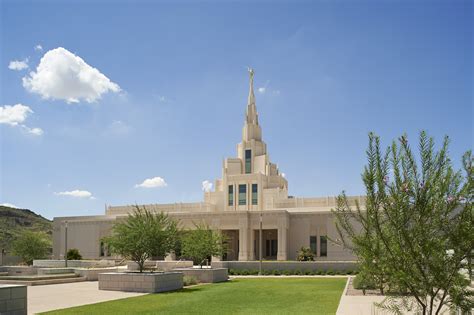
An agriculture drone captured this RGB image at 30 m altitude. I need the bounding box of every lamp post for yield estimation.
[64,220,68,267]
[259,212,263,275]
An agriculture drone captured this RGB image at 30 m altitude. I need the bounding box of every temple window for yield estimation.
[238,184,247,205]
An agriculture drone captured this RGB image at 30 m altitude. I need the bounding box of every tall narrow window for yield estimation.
[310,236,317,254]
[228,185,234,206]
[100,241,105,257]
[245,149,251,174]
[252,184,258,205]
[320,236,327,257]
[238,184,247,205]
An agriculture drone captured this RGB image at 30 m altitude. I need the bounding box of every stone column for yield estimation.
[238,228,249,261]
[277,227,288,261]
[249,228,255,260]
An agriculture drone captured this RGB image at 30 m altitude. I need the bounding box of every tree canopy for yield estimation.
[181,223,226,268]
[103,205,178,272]
[333,131,473,314]
[12,231,51,265]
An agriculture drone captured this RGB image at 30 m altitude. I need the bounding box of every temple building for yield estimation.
[52,70,364,262]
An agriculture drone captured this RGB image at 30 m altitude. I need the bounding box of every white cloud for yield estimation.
[1,203,18,208]
[8,58,29,71]
[23,47,121,103]
[34,44,43,51]
[202,180,213,192]
[103,120,131,136]
[135,177,167,189]
[0,104,43,136]
[257,87,266,94]
[55,190,95,199]
[281,173,286,178]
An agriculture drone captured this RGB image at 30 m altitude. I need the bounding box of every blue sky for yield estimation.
[1,1,472,219]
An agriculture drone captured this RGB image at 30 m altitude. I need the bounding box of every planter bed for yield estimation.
[174,268,228,283]
[98,272,183,293]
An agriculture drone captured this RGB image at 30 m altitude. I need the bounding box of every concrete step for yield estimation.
[0,276,87,286]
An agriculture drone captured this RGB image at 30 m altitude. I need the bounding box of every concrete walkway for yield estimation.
[28,281,146,314]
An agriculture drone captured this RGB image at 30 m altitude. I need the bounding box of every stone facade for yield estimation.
[174,268,228,283]
[0,284,27,315]
[98,272,183,293]
[52,69,363,262]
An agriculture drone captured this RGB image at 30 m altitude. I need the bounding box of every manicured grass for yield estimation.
[43,278,346,314]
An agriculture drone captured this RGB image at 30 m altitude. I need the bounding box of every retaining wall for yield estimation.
[74,267,118,281]
[33,260,115,268]
[0,284,27,315]
[174,268,228,283]
[212,261,357,272]
[98,272,183,293]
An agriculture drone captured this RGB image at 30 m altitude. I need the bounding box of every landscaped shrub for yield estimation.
[228,269,236,275]
[327,269,335,275]
[353,273,376,295]
[241,269,249,275]
[282,270,291,276]
[263,269,272,275]
[272,269,281,275]
[66,248,82,260]
[304,270,312,275]
[294,269,302,275]
[296,246,315,261]
[183,276,198,286]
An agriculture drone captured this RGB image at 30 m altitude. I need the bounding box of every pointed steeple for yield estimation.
[246,68,259,125]
[242,68,262,141]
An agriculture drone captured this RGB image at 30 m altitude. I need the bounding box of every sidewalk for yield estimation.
[28,281,145,314]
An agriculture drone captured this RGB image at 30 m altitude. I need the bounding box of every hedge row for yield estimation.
[228,268,357,276]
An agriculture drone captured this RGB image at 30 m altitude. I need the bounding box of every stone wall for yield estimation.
[74,267,118,281]
[174,268,228,283]
[37,268,75,275]
[98,272,183,293]
[33,260,115,268]
[6,267,36,276]
[0,284,27,315]
[212,261,357,272]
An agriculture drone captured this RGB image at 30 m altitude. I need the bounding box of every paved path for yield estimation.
[28,281,146,314]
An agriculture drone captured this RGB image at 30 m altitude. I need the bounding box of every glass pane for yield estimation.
[310,236,317,254]
[238,184,246,205]
[252,184,258,205]
[228,185,233,206]
[320,236,327,257]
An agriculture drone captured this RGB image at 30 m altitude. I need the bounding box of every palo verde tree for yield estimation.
[333,131,473,314]
[12,231,51,265]
[103,205,178,273]
[181,222,227,268]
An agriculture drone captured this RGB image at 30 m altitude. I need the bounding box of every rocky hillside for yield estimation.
[0,205,52,252]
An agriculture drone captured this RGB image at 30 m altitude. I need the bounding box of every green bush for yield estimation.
[304,270,312,275]
[272,269,281,275]
[66,248,82,260]
[263,269,272,275]
[282,270,291,276]
[241,269,249,275]
[296,246,315,261]
[327,269,335,275]
[353,273,376,295]
[183,276,198,286]
[228,269,236,275]
[294,269,302,275]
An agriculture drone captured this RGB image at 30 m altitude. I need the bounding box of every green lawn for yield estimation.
[43,278,346,315]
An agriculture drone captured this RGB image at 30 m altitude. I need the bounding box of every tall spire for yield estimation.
[242,68,262,141]
[246,67,258,125]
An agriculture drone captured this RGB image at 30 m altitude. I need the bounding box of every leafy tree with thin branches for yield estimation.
[181,223,227,268]
[12,231,51,265]
[103,205,178,273]
[333,131,473,314]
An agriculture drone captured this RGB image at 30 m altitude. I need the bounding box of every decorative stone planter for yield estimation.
[127,260,193,271]
[174,268,228,283]
[98,272,183,293]
[0,284,27,315]
[74,267,118,281]
[33,260,115,268]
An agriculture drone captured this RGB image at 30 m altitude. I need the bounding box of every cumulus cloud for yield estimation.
[0,104,43,136]
[103,120,131,136]
[0,203,18,208]
[34,44,43,51]
[8,59,29,71]
[202,180,213,192]
[55,190,95,199]
[23,47,121,103]
[257,87,266,94]
[281,173,286,178]
[135,177,167,189]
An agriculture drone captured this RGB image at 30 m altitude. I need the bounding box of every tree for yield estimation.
[102,205,178,273]
[12,231,51,265]
[296,246,315,261]
[66,248,82,260]
[333,131,473,314]
[181,223,226,268]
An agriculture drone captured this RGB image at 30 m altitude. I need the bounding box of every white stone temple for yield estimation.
[53,69,364,261]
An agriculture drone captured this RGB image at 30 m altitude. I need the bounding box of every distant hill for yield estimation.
[0,206,52,252]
